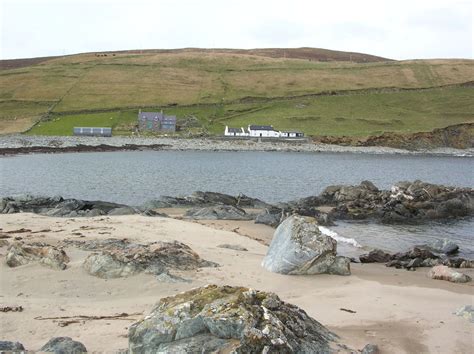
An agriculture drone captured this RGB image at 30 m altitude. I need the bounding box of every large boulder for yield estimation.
[428,265,471,283]
[40,336,87,353]
[262,215,350,276]
[185,205,253,220]
[128,285,341,353]
[5,242,69,270]
[81,238,218,278]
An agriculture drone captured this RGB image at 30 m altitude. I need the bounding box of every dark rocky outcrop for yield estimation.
[128,284,344,353]
[428,265,471,283]
[76,238,218,278]
[142,191,270,209]
[359,249,392,263]
[185,205,253,220]
[262,215,350,276]
[0,195,139,217]
[40,336,87,353]
[319,180,473,223]
[359,245,474,270]
[5,242,69,270]
[277,196,335,226]
[0,341,25,351]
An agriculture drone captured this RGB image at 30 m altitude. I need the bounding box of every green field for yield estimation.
[1,48,473,136]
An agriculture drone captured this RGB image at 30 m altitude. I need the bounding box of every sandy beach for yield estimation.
[0,213,472,353]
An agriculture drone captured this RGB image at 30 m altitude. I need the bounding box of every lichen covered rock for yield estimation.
[5,242,69,270]
[129,285,339,353]
[262,215,350,275]
[80,238,217,278]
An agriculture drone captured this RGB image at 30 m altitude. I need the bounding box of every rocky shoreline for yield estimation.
[1,135,473,156]
[1,180,473,352]
[2,180,473,224]
[1,207,473,352]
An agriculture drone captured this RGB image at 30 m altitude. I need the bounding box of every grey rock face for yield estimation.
[5,242,69,270]
[80,238,218,278]
[185,205,253,220]
[0,341,25,351]
[128,285,339,354]
[428,265,471,283]
[453,305,474,323]
[40,337,87,353]
[262,215,350,275]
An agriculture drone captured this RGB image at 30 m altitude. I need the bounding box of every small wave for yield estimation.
[318,226,362,248]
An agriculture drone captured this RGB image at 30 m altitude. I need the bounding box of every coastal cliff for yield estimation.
[313,123,474,150]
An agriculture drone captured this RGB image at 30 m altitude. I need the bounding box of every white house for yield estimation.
[248,125,280,138]
[224,124,305,138]
[224,126,248,137]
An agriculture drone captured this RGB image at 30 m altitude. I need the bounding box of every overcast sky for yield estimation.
[0,0,472,60]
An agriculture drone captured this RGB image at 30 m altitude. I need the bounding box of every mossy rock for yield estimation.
[129,285,344,353]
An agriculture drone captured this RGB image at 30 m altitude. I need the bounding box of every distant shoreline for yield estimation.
[0,135,472,157]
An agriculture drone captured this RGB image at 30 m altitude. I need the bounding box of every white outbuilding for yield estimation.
[224,126,248,136]
[280,131,304,138]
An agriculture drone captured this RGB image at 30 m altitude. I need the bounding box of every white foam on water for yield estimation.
[318,226,362,248]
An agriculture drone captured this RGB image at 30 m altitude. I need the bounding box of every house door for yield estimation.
[260,133,262,137]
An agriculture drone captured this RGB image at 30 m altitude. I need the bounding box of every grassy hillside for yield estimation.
[0,48,473,136]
